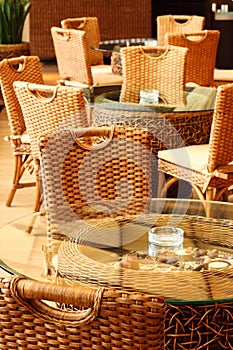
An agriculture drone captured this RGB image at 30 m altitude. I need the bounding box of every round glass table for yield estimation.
[90,85,217,151]
[1,198,233,348]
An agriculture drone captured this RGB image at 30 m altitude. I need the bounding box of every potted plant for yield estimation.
[0,0,31,60]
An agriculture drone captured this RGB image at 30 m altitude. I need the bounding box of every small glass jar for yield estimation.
[148,226,184,257]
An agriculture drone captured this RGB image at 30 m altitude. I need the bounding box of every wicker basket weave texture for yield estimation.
[158,83,233,198]
[57,211,233,300]
[157,14,205,46]
[119,45,188,105]
[0,56,44,208]
[51,27,123,89]
[0,276,165,349]
[165,30,220,87]
[30,0,152,59]
[61,17,103,66]
[0,56,44,137]
[13,82,89,160]
[51,27,94,86]
[92,103,214,152]
[39,126,154,247]
[0,42,30,61]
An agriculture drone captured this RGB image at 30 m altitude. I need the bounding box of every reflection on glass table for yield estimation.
[1,199,233,303]
[89,86,217,158]
[1,199,233,348]
[92,38,157,54]
[92,85,217,112]
[91,38,157,74]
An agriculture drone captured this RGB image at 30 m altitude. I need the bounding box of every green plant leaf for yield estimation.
[0,0,31,44]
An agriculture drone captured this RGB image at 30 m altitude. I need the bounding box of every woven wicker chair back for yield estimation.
[0,276,165,349]
[157,14,205,46]
[165,30,220,86]
[119,45,188,105]
[39,126,153,244]
[13,82,89,160]
[51,27,94,86]
[61,17,103,66]
[158,83,233,201]
[207,83,233,172]
[0,56,44,136]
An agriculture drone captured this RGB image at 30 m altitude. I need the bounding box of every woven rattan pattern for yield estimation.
[165,301,233,349]
[29,0,152,59]
[0,42,30,60]
[119,45,188,106]
[0,56,44,141]
[57,207,233,345]
[0,276,165,349]
[57,212,233,301]
[92,104,213,154]
[13,82,89,160]
[39,126,153,259]
[51,27,94,86]
[157,15,205,46]
[13,82,88,215]
[165,30,220,87]
[0,56,44,208]
[61,17,103,66]
[158,83,233,198]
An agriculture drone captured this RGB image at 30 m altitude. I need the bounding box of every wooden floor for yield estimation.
[1,63,233,227]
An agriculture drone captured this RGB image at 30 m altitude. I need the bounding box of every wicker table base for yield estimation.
[165,302,233,349]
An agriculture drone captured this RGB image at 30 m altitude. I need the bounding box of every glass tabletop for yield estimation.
[1,199,233,304]
[91,38,158,53]
[89,85,217,113]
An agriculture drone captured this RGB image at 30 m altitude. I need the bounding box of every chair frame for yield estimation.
[61,16,103,66]
[158,83,233,202]
[165,30,220,87]
[39,125,154,272]
[13,82,89,232]
[51,27,122,102]
[119,45,188,106]
[0,56,44,210]
[156,14,205,46]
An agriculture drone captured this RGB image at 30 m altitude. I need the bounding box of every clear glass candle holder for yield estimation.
[148,226,184,257]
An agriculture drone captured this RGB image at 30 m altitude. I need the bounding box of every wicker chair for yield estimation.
[51,27,123,101]
[156,14,205,46]
[158,83,233,202]
[61,17,103,66]
[165,30,220,87]
[0,275,165,349]
[39,125,154,272]
[13,82,89,221]
[0,56,44,210]
[119,45,188,106]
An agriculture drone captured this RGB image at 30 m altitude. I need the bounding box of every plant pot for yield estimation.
[0,42,30,107]
[0,42,30,61]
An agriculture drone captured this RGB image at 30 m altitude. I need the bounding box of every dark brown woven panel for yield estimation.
[165,302,233,349]
[30,0,152,59]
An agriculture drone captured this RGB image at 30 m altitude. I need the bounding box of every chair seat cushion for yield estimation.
[91,65,123,86]
[158,144,209,172]
[21,133,30,144]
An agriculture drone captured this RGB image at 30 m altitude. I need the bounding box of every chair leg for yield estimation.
[159,175,179,198]
[6,154,36,207]
[25,178,43,234]
[206,188,214,201]
[33,179,42,212]
[157,171,167,197]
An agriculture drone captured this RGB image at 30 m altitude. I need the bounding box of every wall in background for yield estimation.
[29,0,152,60]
